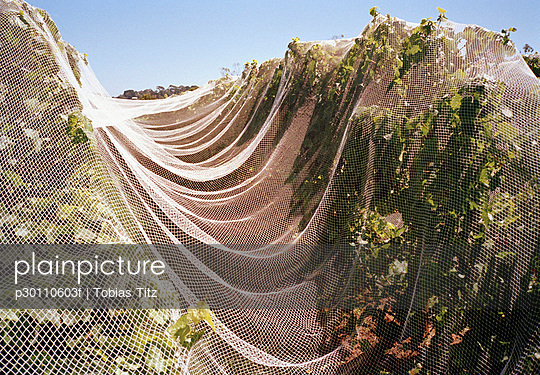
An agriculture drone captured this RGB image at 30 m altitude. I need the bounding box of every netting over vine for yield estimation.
[0,1,539,374]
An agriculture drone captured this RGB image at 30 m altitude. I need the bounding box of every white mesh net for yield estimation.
[1,1,540,374]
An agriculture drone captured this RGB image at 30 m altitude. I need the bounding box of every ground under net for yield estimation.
[0,1,539,374]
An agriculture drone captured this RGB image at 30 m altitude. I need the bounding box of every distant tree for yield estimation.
[523,53,540,77]
[220,67,231,77]
[221,63,243,78]
[116,84,198,99]
[231,62,242,76]
[521,44,540,78]
[122,89,137,99]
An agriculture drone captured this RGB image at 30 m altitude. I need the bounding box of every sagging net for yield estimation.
[0,1,539,374]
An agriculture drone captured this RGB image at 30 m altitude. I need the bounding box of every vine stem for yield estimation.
[399,228,427,342]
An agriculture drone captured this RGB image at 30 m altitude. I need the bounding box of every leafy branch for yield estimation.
[501,27,517,45]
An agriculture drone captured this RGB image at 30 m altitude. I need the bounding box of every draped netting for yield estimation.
[1,1,540,374]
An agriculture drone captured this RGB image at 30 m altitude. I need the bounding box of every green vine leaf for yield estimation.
[17,11,29,27]
[187,301,216,332]
[496,121,519,141]
[168,315,191,341]
[436,7,447,22]
[450,94,462,110]
[495,251,516,259]
[1,170,26,187]
[501,27,517,45]
[66,111,92,144]
[167,301,216,349]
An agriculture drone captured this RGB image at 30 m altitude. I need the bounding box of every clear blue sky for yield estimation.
[27,0,539,96]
